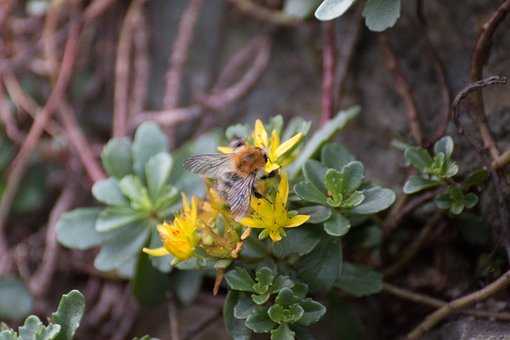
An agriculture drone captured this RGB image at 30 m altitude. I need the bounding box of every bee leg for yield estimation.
[260,169,278,180]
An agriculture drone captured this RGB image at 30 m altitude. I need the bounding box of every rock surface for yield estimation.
[425,319,510,340]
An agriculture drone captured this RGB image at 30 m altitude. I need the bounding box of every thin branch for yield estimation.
[320,21,336,125]
[469,0,510,160]
[57,101,106,182]
[383,283,510,321]
[129,2,149,119]
[226,0,303,26]
[0,81,24,143]
[407,270,510,339]
[132,105,201,128]
[29,182,76,296]
[168,295,180,340]
[84,0,117,23]
[164,0,203,109]
[379,34,423,145]
[0,21,81,274]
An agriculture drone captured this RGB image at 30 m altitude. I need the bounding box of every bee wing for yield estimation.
[227,173,256,218]
[184,153,232,178]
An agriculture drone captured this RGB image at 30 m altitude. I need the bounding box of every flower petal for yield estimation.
[239,217,265,228]
[285,214,310,228]
[217,146,233,153]
[251,197,274,221]
[253,119,268,148]
[264,161,280,174]
[143,247,169,257]
[275,132,303,159]
[270,130,280,160]
[275,173,289,211]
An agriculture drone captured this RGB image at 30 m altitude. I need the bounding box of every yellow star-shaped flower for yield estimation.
[143,194,199,262]
[239,173,310,241]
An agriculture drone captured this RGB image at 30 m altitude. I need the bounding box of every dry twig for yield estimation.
[320,21,336,125]
[226,0,303,26]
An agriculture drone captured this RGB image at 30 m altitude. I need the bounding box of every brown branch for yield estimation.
[113,0,145,137]
[0,81,24,143]
[57,101,106,182]
[384,212,442,277]
[199,36,271,111]
[320,21,336,125]
[0,21,81,274]
[226,0,303,26]
[84,0,117,23]
[407,270,510,339]
[383,283,510,321]
[87,283,120,325]
[416,0,452,146]
[133,106,201,128]
[469,0,510,160]
[492,149,510,169]
[164,0,203,109]
[29,182,76,297]
[379,34,423,145]
[168,295,180,340]
[129,2,149,119]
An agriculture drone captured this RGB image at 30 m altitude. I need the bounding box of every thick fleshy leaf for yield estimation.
[145,152,173,200]
[351,187,395,214]
[434,136,454,158]
[118,175,152,211]
[268,303,304,324]
[303,160,328,193]
[282,117,311,141]
[294,182,328,205]
[94,223,149,272]
[234,294,257,319]
[0,278,32,320]
[297,299,327,326]
[101,138,133,179]
[298,239,342,292]
[245,307,275,333]
[298,205,332,224]
[284,0,322,18]
[51,290,85,340]
[132,122,168,179]
[56,208,105,250]
[335,262,382,297]
[321,143,355,171]
[271,324,295,340]
[95,206,143,232]
[362,0,401,32]
[148,226,173,273]
[174,270,203,305]
[272,227,322,258]
[464,193,479,209]
[92,178,127,206]
[224,291,252,340]
[404,147,433,171]
[341,161,364,193]
[19,315,44,339]
[225,267,256,292]
[323,212,350,237]
[324,169,344,197]
[434,193,451,210]
[288,106,359,179]
[403,175,439,194]
[133,250,170,306]
[315,0,357,21]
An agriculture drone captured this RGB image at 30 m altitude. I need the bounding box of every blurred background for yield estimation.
[1,0,510,339]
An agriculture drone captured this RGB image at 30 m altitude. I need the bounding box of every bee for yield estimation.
[184,140,268,217]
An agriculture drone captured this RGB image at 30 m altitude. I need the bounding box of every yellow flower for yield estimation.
[199,188,225,224]
[217,119,303,173]
[239,173,309,241]
[143,194,199,262]
[253,119,303,173]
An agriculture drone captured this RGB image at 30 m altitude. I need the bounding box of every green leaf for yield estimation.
[434,193,451,210]
[251,293,270,305]
[245,307,275,333]
[284,0,321,19]
[288,106,359,179]
[272,227,322,258]
[0,278,32,320]
[51,290,85,340]
[362,0,401,32]
[224,292,252,340]
[118,175,152,211]
[450,201,464,215]
[133,250,169,306]
[271,324,295,340]
[298,239,342,292]
[174,270,202,305]
[315,0,357,21]
[94,223,149,272]
[92,178,128,206]
[0,330,18,340]
[298,206,331,224]
[434,136,454,158]
[303,160,328,193]
[282,117,311,141]
[101,138,133,179]
[274,288,299,306]
[225,267,256,292]
[335,262,382,297]
[444,161,459,178]
[255,267,275,287]
[56,208,105,250]
[343,191,364,208]
[132,122,168,180]
[268,303,304,324]
[324,169,344,198]
[297,299,326,326]
[404,147,433,171]
[341,161,364,193]
[148,227,172,273]
[95,206,143,232]
[19,315,43,340]
[323,212,351,237]
[38,324,61,340]
[321,143,355,171]
[145,153,173,201]
[294,182,328,205]
[464,193,479,209]
[351,186,395,214]
[403,175,439,194]
[463,169,489,190]
[234,294,256,319]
